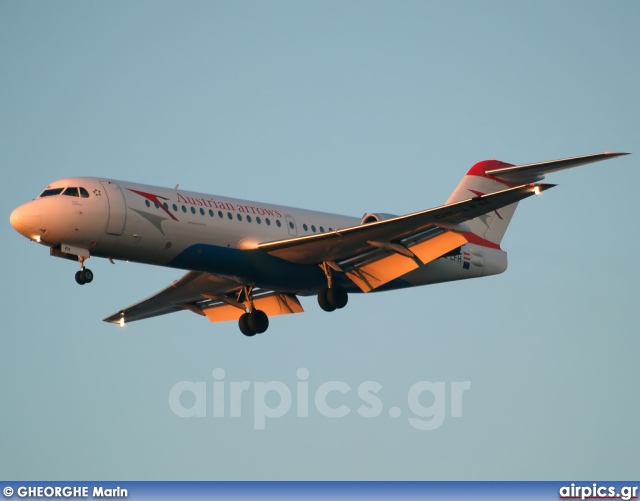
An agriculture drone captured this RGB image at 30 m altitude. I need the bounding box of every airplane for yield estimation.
[9,152,628,336]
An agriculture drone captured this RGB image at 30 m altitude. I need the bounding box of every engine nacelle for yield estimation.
[360,212,397,225]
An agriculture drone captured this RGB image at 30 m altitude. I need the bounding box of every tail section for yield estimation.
[446,160,519,248]
[446,152,628,248]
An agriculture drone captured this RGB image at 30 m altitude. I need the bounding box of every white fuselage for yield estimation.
[10,177,507,295]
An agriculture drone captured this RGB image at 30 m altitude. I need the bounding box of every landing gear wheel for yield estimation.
[235,286,270,336]
[318,286,348,311]
[318,287,336,312]
[82,269,94,283]
[239,313,255,336]
[74,268,94,285]
[248,309,269,334]
[327,285,348,309]
[75,270,86,285]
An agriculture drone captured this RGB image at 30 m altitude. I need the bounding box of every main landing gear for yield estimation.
[237,286,269,337]
[74,256,94,285]
[317,285,348,311]
[239,310,269,336]
[317,262,348,312]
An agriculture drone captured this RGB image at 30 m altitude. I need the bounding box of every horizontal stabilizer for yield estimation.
[486,152,628,184]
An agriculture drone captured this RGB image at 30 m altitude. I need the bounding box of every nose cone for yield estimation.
[10,203,42,238]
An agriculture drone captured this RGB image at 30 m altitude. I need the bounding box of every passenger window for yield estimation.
[256,217,262,224]
[173,204,178,212]
[209,209,214,217]
[218,211,223,218]
[182,206,187,213]
[311,225,316,233]
[163,203,169,210]
[237,214,242,221]
[247,215,252,223]
[191,207,196,214]
[154,202,159,209]
[227,212,232,220]
[145,200,151,207]
[276,220,282,227]
[303,224,308,231]
[39,188,64,197]
[79,188,90,198]
[265,218,271,226]
[319,226,324,232]
[200,208,205,216]
[63,187,79,197]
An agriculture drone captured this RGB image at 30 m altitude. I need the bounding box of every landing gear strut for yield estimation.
[74,256,94,285]
[237,286,269,336]
[317,262,348,312]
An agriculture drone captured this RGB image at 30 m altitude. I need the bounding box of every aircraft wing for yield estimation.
[258,183,554,292]
[485,152,629,183]
[103,271,304,325]
[259,183,553,265]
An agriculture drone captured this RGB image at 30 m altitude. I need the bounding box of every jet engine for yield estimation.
[360,213,397,225]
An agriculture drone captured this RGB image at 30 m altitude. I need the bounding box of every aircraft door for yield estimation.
[284,214,297,236]
[100,181,127,235]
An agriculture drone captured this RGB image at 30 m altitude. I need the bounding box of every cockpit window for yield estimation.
[39,186,90,198]
[39,188,64,197]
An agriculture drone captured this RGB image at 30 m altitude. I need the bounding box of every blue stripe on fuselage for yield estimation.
[167,243,413,295]
[167,243,327,293]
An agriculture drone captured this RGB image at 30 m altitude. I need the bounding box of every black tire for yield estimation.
[248,310,269,334]
[75,270,86,285]
[239,313,255,336]
[82,269,94,283]
[327,285,348,309]
[318,287,336,312]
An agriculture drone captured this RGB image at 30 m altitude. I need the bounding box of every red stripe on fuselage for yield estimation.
[463,232,502,250]
[127,188,179,221]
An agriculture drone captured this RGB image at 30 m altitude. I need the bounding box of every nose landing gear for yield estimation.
[74,256,94,285]
[75,269,94,285]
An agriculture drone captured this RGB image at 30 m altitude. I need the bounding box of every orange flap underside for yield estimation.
[346,231,467,293]
[203,293,304,323]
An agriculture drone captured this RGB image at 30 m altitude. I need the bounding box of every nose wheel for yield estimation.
[75,256,94,285]
[75,268,94,285]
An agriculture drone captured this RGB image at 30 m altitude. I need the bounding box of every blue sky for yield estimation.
[1,1,638,480]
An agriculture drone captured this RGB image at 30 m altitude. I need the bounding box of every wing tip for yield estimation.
[102,311,125,324]
[603,151,630,157]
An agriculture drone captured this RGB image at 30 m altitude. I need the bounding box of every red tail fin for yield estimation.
[446,160,519,248]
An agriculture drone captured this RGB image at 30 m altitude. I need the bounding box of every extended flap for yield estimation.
[345,252,419,293]
[409,231,467,264]
[203,293,304,323]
